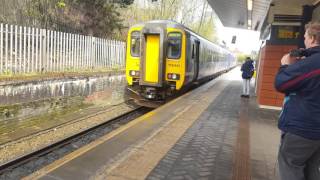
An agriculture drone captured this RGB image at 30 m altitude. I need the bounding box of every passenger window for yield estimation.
[131,31,140,57]
[167,32,182,59]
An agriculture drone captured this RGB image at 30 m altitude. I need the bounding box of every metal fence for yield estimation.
[0,23,126,75]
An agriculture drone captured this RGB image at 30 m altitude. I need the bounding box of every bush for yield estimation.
[237,53,250,63]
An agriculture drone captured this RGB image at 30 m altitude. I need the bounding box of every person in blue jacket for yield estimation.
[275,21,320,180]
[241,57,254,98]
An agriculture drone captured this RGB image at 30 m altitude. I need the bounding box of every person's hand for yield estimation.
[281,53,299,65]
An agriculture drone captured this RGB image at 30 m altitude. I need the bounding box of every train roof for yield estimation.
[130,20,185,29]
[130,20,234,55]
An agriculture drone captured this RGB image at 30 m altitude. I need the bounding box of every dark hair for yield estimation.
[305,21,320,44]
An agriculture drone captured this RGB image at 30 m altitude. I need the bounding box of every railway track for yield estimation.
[0,105,151,179]
[0,68,232,179]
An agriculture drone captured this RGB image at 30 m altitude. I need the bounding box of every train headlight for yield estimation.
[167,73,180,80]
[172,74,177,79]
[130,70,140,77]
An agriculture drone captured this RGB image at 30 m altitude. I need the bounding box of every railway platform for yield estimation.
[25,67,281,180]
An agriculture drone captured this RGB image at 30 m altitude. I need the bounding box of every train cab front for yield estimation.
[126,25,142,98]
[126,21,186,107]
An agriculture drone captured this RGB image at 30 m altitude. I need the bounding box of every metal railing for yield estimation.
[0,23,126,75]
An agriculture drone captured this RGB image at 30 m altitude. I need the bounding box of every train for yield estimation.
[125,20,236,107]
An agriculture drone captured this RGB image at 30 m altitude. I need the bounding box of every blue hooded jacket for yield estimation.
[275,46,320,140]
[241,59,254,79]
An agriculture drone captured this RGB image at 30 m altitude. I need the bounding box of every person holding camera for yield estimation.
[240,57,254,98]
[275,21,320,180]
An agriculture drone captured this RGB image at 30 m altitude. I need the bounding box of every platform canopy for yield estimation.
[207,0,318,31]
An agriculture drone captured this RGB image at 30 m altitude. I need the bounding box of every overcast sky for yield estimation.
[215,18,261,54]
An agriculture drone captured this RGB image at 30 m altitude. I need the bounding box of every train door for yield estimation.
[144,35,160,83]
[192,40,200,82]
[139,26,166,88]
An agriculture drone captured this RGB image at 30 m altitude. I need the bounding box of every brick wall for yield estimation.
[256,44,297,107]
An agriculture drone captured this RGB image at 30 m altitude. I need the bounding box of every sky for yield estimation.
[217,25,262,54]
[211,8,262,54]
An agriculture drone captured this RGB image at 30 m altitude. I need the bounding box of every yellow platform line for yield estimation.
[95,104,192,179]
[100,81,230,179]
[23,85,195,180]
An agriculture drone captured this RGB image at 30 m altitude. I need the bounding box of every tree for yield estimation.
[0,0,30,25]
[0,0,134,38]
[0,0,219,41]
[119,0,219,42]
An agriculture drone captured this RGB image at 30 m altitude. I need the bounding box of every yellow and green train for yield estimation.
[126,20,236,106]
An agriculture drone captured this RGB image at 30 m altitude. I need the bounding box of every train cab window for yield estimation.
[167,32,182,59]
[131,31,140,57]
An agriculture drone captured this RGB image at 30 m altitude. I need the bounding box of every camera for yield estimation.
[289,49,307,57]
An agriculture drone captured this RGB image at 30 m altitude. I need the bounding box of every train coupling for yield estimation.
[144,87,157,99]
